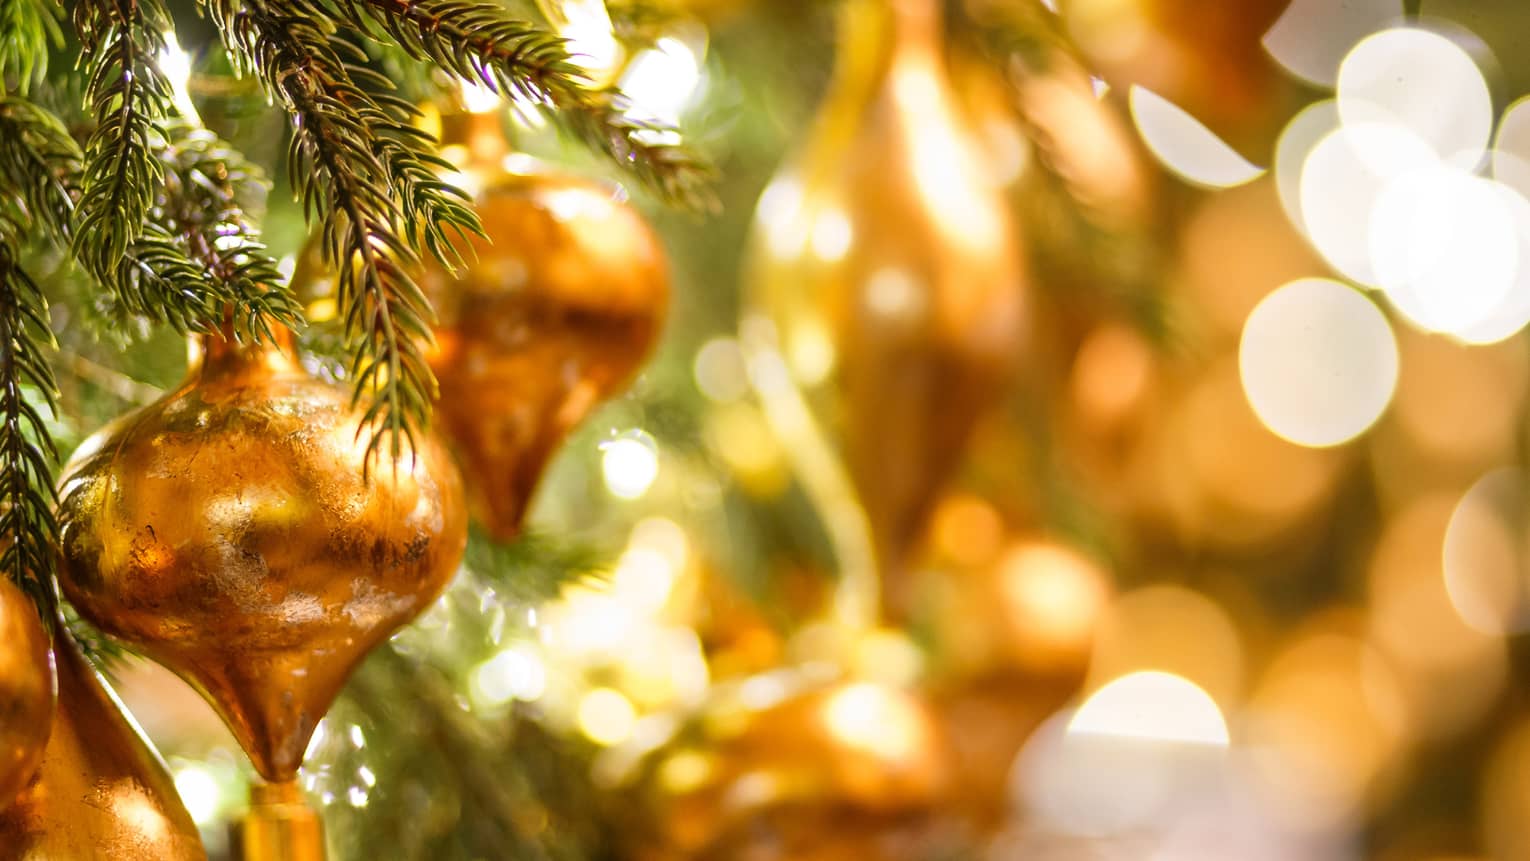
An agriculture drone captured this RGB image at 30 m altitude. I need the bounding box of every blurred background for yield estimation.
[45,0,1530,858]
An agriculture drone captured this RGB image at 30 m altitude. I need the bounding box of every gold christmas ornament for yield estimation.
[295,113,670,540]
[640,679,951,856]
[55,327,468,786]
[419,166,669,539]
[926,540,1107,827]
[744,0,1028,621]
[0,626,204,859]
[0,579,52,810]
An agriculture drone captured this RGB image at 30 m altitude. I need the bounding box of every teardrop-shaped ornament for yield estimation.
[55,327,468,789]
[744,0,1029,620]
[294,114,670,540]
[420,158,670,539]
[0,625,205,860]
[0,579,52,811]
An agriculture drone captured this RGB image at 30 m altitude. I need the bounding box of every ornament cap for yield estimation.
[188,325,302,381]
[235,780,326,861]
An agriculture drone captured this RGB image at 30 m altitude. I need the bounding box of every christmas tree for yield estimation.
[3,0,1530,859]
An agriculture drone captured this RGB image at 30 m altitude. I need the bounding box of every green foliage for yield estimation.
[319,0,715,209]
[137,124,304,342]
[207,0,476,468]
[0,256,57,607]
[0,99,69,604]
[0,0,715,474]
[0,0,63,95]
[72,0,179,287]
[464,527,612,604]
[0,98,78,240]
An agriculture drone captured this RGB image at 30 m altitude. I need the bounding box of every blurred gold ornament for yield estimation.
[923,539,1105,826]
[0,579,52,810]
[296,112,670,540]
[744,0,1028,622]
[641,678,951,856]
[420,166,669,539]
[55,327,468,785]
[0,626,204,859]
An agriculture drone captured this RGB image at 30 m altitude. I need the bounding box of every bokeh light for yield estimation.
[1444,469,1530,636]
[171,764,222,826]
[1014,673,1228,839]
[1337,28,1492,168]
[602,432,661,499]
[1263,0,1403,87]
[1300,123,1435,285]
[1275,100,1340,235]
[1368,165,1518,334]
[1069,672,1229,747]
[994,542,1109,670]
[1493,96,1530,199]
[1369,496,1507,741]
[1070,323,1154,428]
[1128,86,1265,189]
[822,683,928,762]
[1087,586,1245,709]
[554,0,622,82]
[620,35,704,126]
[471,646,548,709]
[692,337,750,403]
[1245,627,1407,830]
[578,687,639,746]
[1239,278,1398,448]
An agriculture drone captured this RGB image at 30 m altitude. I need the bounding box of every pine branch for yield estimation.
[141,124,304,342]
[0,241,59,607]
[208,0,473,467]
[463,527,610,604]
[0,98,78,240]
[0,0,63,95]
[0,98,302,340]
[71,0,177,285]
[312,0,715,208]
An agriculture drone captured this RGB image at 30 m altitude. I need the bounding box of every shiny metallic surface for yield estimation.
[55,329,468,783]
[745,0,1029,619]
[0,626,205,860]
[420,172,669,539]
[0,579,52,810]
[235,780,326,861]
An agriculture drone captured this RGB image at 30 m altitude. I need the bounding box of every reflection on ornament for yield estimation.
[0,579,51,810]
[0,627,204,859]
[56,328,467,787]
[744,0,1028,622]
